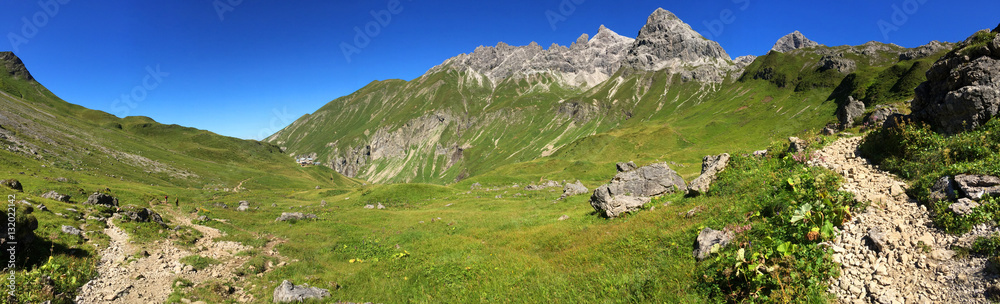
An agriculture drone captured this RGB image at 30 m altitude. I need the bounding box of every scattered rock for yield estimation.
[684,207,702,218]
[275,212,317,222]
[273,280,330,303]
[838,96,866,127]
[949,198,980,216]
[60,225,81,236]
[953,174,1000,201]
[525,180,560,191]
[822,125,838,135]
[0,179,22,192]
[319,200,327,207]
[470,182,482,190]
[55,177,69,183]
[41,191,70,202]
[196,215,209,222]
[787,137,808,154]
[616,161,637,173]
[376,203,385,210]
[693,228,733,261]
[84,193,118,207]
[559,180,589,199]
[236,201,250,212]
[364,204,375,209]
[752,150,768,157]
[36,204,47,211]
[911,29,1000,134]
[687,153,730,196]
[558,215,570,221]
[590,162,686,218]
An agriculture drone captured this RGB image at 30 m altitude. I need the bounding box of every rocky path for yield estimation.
[75,207,254,303]
[811,137,993,303]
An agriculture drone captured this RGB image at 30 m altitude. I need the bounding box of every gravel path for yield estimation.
[74,208,254,303]
[811,137,995,303]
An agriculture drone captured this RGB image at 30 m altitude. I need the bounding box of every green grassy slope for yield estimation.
[269,43,948,186]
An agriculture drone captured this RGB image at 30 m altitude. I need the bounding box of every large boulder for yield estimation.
[84,193,118,207]
[787,137,808,154]
[929,176,958,203]
[41,191,70,203]
[911,29,1000,134]
[687,153,731,196]
[0,179,22,192]
[866,105,900,127]
[559,180,589,199]
[953,174,1000,201]
[273,280,330,303]
[590,163,686,218]
[838,96,866,127]
[693,228,733,261]
[120,207,165,225]
[276,212,317,222]
[950,198,980,216]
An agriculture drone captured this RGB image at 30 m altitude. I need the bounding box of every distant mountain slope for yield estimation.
[268,8,954,185]
[0,51,357,190]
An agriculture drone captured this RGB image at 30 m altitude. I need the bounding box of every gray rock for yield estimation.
[881,113,913,130]
[899,40,951,60]
[866,105,899,127]
[0,179,22,192]
[273,280,330,303]
[559,180,589,199]
[616,161,637,173]
[121,208,165,225]
[236,200,250,212]
[41,191,70,203]
[867,227,887,253]
[428,24,634,89]
[950,198,980,215]
[60,225,81,236]
[84,193,118,207]
[590,162,686,218]
[624,8,731,82]
[929,176,958,203]
[687,153,730,196]
[470,182,482,190]
[772,30,819,53]
[275,212,317,222]
[558,215,570,221]
[838,96,866,127]
[363,204,375,209]
[752,150,768,157]
[912,30,1000,134]
[953,174,1000,201]
[817,54,856,74]
[377,203,385,210]
[693,228,733,261]
[787,137,808,154]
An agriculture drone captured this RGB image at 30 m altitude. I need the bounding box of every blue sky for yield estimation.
[2,0,997,140]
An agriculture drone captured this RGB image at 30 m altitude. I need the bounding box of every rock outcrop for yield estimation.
[590,162,686,218]
[687,153,731,196]
[272,280,331,303]
[616,161,637,173]
[953,174,1000,201]
[84,193,118,207]
[911,28,1000,134]
[41,191,70,203]
[771,31,819,53]
[839,96,866,127]
[624,8,732,82]
[787,137,808,154]
[899,40,952,60]
[817,54,857,74]
[0,52,34,81]
[693,228,733,261]
[866,105,900,127]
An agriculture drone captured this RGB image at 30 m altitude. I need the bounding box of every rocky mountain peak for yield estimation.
[623,8,731,79]
[0,52,34,82]
[772,31,819,53]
